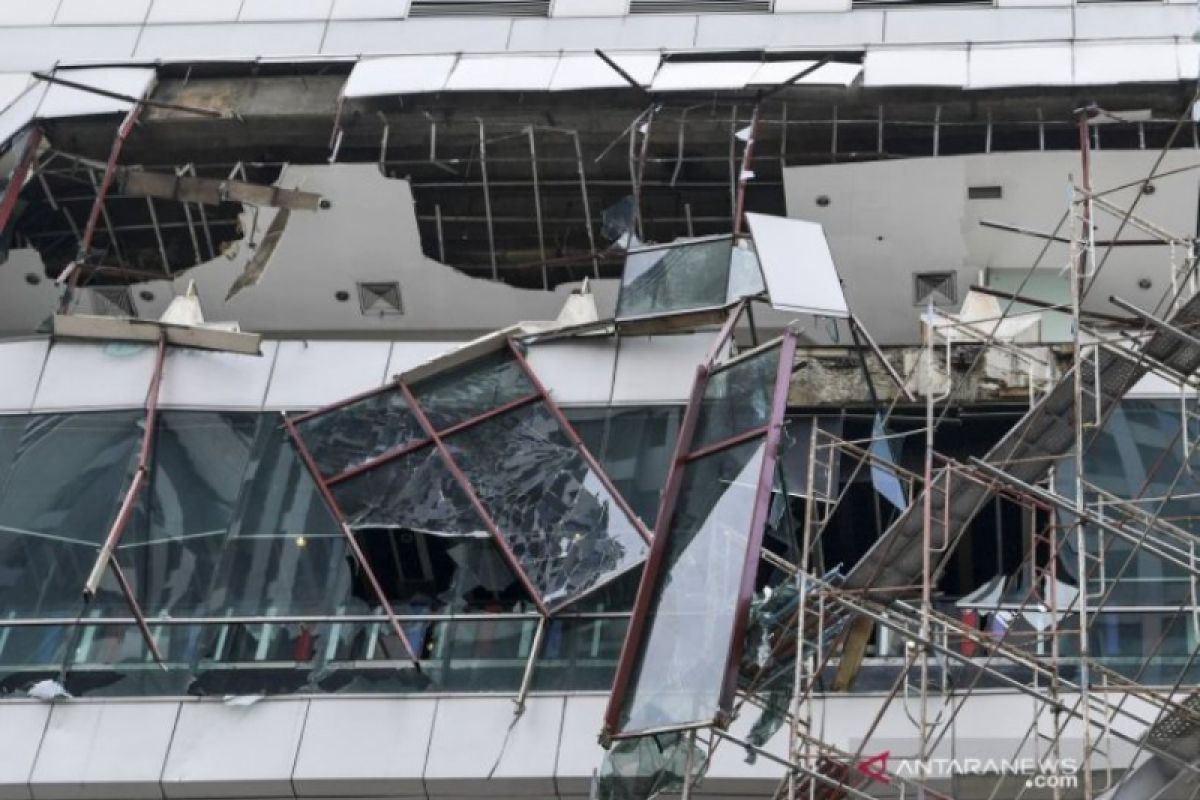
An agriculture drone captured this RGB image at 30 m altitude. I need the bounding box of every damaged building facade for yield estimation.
[2,1,1200,798]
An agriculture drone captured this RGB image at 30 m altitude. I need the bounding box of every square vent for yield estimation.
[90,286,136,317]
[357,282,404,316]
[913,271,957,306]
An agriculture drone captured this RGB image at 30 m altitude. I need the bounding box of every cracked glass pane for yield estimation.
[596,731,708,800]
[410,349,534,431]
[444,402,648,609]
[617,439,766,735]
[692,343,782,451]
[294,387,426,478]
[331,446,488,537]
[616,238,734,319]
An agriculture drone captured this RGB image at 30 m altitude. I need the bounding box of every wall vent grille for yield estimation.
[913,271,957,306]
[408,0,551,16]
[967,185,1003,200]
[358,281,405,315]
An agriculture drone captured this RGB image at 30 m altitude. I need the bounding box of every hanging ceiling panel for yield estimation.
[0,82,43,147]
[444,55,560,91]
[650,60,761,91]
[549,52,660,91]
[748,59,861,87]
[342,54,458,96]
[746,212,849,318]
[863,47,967,87]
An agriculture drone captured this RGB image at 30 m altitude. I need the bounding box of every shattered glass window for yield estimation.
[692,344,782,450]
[410,349,535,431]
[445,402,648,610]
[618,441,766,734]
[294,388,426,477]
[616,238,734,319]
[331,445,488,537]
[0,412,141,618]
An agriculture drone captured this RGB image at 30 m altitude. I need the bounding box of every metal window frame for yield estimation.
[603,304,797,740]
[287,335,653,622]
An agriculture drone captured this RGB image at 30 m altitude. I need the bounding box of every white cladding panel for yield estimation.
[1074,41,1180,85]
[330,0,412,19]
[238,0,335,21]
[0,26,141,72]
[444,55,560,92]
[0,703,49,800]
[385,341,459,378]
[0,340,48,414]
[0,73,30,112]
[508,16,696,52]
[36,68,155,119]
[0,0,59,26]
[321,18,512,56]
[29,702,179,800]
[342,54,457,96]
[158,341,279,410]
[968,43,1072,88]
[650,60,760,91]
[145,0,243,23]
[134,22,326,60]
[864,47,967,86]
[525,338,619,406]
[33,341,157,411]
[263,340,392,410]
[611,333,718,405]
[549,52,659,90]
[54,0,152,25]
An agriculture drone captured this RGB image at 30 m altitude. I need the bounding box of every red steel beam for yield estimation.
[0,127,42,236]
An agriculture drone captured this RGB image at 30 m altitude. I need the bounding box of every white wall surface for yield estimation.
[0,690,1154,800]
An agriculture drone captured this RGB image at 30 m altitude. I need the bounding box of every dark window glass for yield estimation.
[692,344,782,451]
[294,388,426,478]
[616,238,733,319]
[409,350,534,431]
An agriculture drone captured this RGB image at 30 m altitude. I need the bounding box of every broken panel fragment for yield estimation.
[605,333,796,739]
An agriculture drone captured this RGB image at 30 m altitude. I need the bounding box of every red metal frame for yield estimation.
[283,415,420,665]
[0,127,42,236]
[602,305,748,739]
[81,334,167,665]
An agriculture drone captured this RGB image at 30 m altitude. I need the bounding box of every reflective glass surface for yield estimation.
[692,344,781,451]
[616,238,734,319]
[0,413,141,618]
[409,350,534,431]
[565,405,683,527]
[726,240,766,303]
[331,446,487,537]
[294,388,426,478]
[445,402,648,609]
[619,441,766,734]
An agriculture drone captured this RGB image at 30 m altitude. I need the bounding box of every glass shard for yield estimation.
[726,240,766,304]
[294,387,426,477]
[616,238,734,319]
[331,446,489,538]
[410,349,534,431]
[618,440,766,734]
[444,402,648,609]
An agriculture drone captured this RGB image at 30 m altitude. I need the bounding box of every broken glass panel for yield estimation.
[409,349,534,431]
[595,731,708,800]
[119,412,258,617]
[331,446,488,537]
[0,412,141,618]
[616,238,734,319]
[692,344,782,451]
[444,402,648,610]
[294,387,426,477]
[726,240,766,303]
[617,440,766,735]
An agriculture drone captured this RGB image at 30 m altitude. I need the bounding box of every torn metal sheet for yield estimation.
[604,329,797,740]
[123,170,323,211]
[226,207,289,300]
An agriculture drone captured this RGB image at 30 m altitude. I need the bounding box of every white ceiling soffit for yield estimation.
[968,44,1072,89]
[549,52,659,91]
[342,54,458,97]
[1074,41,1179,86]
[445,55,560,92]
[863,48,967,88]
[745,212,849,319]
[748,60,861,87]
[650,60,761,91]
[36,68,157,119]
[0,73,31,114]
